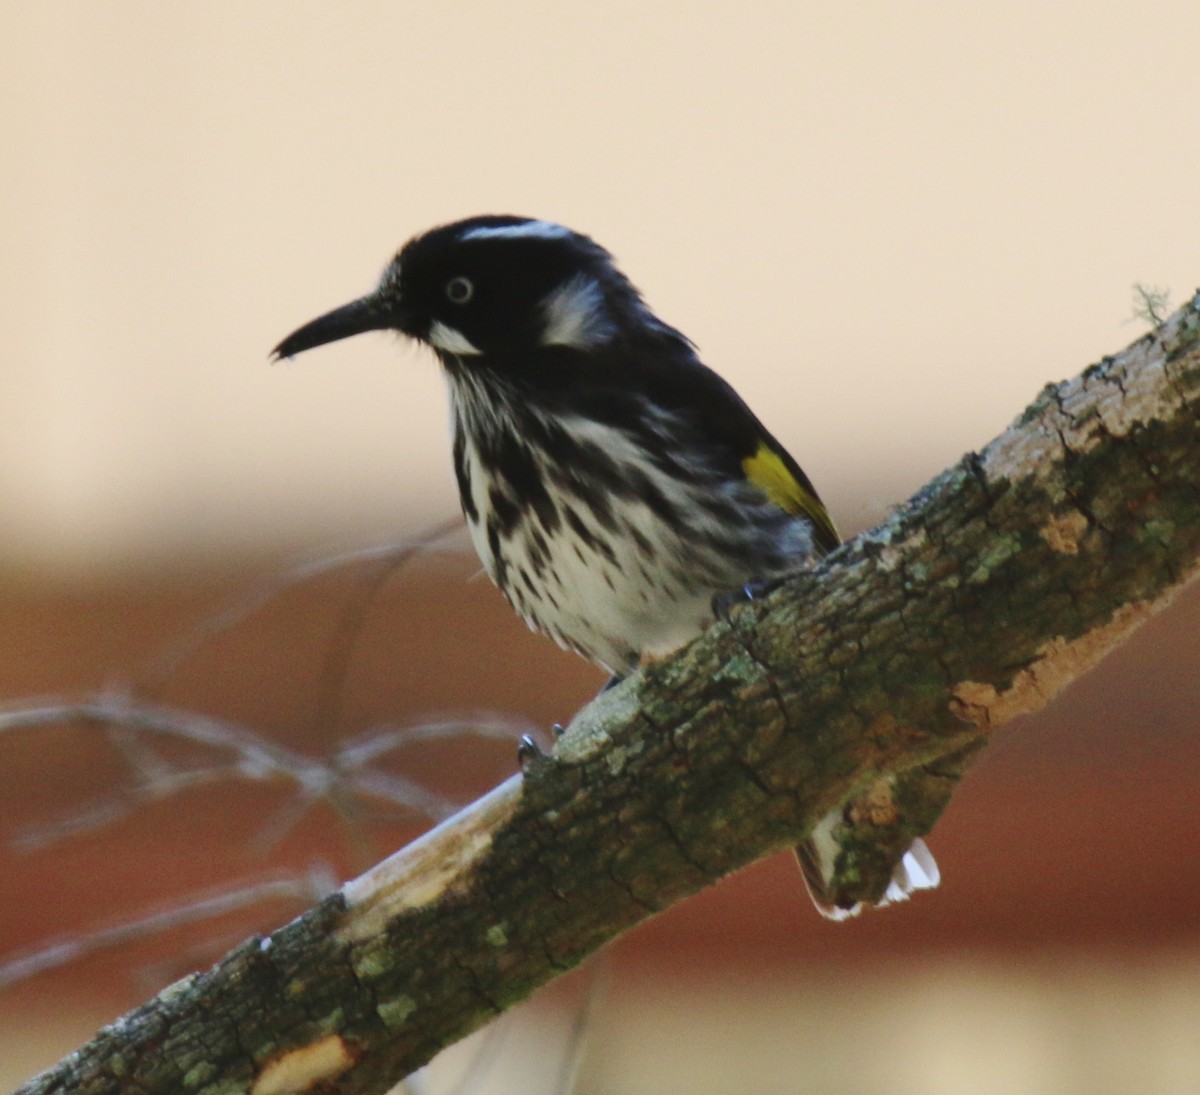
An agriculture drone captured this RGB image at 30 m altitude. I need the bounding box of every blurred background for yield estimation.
[2,3,1199,1092]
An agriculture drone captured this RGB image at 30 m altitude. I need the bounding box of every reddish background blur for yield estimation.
[3,558,1198,1092]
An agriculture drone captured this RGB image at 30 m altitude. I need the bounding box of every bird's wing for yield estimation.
[670,357,842,555]
[739,437,840,553]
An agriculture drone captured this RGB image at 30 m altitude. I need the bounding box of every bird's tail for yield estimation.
[795,780,941,920]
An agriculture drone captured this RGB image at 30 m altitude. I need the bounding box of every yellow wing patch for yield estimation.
[741,442,839,548]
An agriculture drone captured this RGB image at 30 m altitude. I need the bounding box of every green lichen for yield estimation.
[352,945,395,980]
[377,995,418,1029]
[182,1062,218,1089]
[485,923,508,947]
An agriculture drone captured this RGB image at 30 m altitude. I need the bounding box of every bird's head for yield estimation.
[272,215,651,365]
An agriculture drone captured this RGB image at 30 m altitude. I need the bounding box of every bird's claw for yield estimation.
[712,583,758,624]
[712,578,784,624]
[517,733,550,773]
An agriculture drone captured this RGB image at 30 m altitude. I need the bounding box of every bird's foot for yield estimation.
[711,578,784,624]
[517,733,551,774]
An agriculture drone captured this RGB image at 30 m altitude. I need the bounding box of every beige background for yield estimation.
[4,1,1198,573]
[3,4,1200,1093]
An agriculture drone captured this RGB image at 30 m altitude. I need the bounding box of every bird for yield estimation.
[272,214,938,918]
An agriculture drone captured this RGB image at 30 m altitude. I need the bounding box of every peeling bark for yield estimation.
[18,295,1200,1095]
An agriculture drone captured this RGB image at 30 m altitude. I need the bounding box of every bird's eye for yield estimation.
[446,276,474,304]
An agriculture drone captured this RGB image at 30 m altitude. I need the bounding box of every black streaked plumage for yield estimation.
[272,214,938,918]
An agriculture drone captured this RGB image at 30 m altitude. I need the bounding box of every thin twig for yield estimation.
[134,519,466,699]
[0,865,335,989]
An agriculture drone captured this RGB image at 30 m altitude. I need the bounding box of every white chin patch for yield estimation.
[428,320,482,355]
[460,220,572,243]
[540,274,614,350]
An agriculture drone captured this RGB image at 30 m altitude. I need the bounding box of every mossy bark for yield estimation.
[20,297,1200,1095]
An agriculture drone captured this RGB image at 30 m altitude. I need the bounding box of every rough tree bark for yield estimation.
[18,295,1200,1095]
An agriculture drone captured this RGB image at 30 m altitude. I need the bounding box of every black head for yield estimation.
[272,215,652,364]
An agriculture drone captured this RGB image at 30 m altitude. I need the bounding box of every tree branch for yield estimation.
[19,295,1200,1095]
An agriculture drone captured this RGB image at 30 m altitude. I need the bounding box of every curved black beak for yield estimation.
[271,294,400,361]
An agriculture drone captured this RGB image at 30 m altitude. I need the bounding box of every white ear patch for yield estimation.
[461,220,572,243]
[428,320,482,355]
[540,274,614,350]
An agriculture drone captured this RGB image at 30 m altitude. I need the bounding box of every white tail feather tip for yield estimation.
[879,838,941,907]
[900,837,941,892]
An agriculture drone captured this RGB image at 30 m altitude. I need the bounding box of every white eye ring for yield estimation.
[446,276,474,304]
